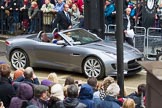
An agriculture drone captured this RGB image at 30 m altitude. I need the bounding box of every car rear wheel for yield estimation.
[10,50,29,69]
[83,57,105,79]
[156,53,162,61]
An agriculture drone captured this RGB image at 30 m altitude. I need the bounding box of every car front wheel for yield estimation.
[10,50,29,69]
[83,57,105,79]
[156,53,162,61]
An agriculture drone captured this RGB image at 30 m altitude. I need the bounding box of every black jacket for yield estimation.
[0,77,16,108]
[123,13,135,31]
[56,97,86,108]
[53,11,72,30]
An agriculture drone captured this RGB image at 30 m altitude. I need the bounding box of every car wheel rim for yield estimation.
[84,58,101,77]
[158,55,162,61]
[11,51,27,69]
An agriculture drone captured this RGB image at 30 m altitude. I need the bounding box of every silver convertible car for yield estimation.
[5,28,143,79]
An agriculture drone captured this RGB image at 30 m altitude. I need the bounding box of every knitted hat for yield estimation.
[50,84,64,100]
[41,79,54,87]
[106,83,120,97]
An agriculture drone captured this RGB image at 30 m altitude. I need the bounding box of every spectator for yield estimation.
[135,0,143,26]
[48,84,64,107]
[126,83,146,108]
[156,3,162,28]
[14,67,40,85]
[104,0,115,26]
[97,83,121,108]
[5,10,15,34]
[9,83,34,108]
[41,0,54,32]
[87,77,101,108]
[13,68,24,80]
[75,0,83,15]
[28,1,39,34]
[69,3,81,28]
[0,0,13,33]
[11,0,22,24]
[0,101,5,108]
[66,0,73,8]
[99,76,115,100]
[41,0,54,13]
[0,64,16,108]
[53,4,72,31]
[64,76,74,86]
[123,7,135,46]
[30,85,49,108]
[63,85,69,98]
[41,79,53,87]
[56,84,86,108]
[47,72,59,83]
[50,84,64,100]
[53,0,65,12]
[87,76,98,92]
[20,0,31,33]
[78,84,95,108]
[122,98,136,108]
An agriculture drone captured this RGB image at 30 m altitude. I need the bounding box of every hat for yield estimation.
[41,79,54,87]
[106,83,120,97]
[50,84,64,100]
[13,69,24,80]
[34,85,49,98]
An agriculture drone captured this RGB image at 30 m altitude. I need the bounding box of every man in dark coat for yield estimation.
[56,84,86,108]
[53,3,72,31]
[123,7,135,46]
[0,64,16,108]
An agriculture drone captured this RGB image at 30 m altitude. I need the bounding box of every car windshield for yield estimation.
[62,29,102,45]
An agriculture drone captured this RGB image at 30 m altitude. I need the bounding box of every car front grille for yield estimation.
[127,58,142,74]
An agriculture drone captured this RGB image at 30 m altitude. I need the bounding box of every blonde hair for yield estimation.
[47,73,59,83]
[122,98,136,108]
[102,76,115,91]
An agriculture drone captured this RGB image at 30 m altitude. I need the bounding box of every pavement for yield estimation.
[0,34,15,40]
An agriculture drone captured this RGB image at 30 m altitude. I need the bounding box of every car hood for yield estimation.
[81,41,142,56]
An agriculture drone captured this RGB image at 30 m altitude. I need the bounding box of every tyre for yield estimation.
[10,49,29,69]
[156,53,162,61]
[83,57,105,79]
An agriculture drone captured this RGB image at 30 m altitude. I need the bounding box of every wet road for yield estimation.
[0,39,146,94]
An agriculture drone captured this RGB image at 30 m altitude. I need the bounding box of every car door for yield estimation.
[34,41,77,70]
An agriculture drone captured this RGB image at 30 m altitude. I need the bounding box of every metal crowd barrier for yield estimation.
[104,24,146,54]
[0,9,55,35]
[134,26,146,54]
[146,27,162,60]
[104,24,116,41]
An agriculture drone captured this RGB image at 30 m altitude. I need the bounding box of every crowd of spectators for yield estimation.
[0,63,146,108]
[1,0,162,37]
[0,0,84,34]
[1,0,162,35]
